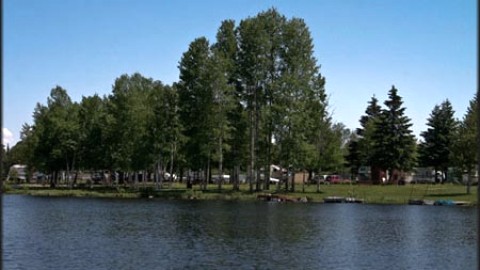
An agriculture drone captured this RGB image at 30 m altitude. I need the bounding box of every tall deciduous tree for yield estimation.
[32,86,79,186]
[4,124,39,182]
[303,74,328,185]
[237,9,330,192]
[237,13,270,191]
[178,37,217,190]
[78,95,108,175]
[148,82,184,189]
[106,73,154,186]
[213,20,248,191]
[208,48,235,190]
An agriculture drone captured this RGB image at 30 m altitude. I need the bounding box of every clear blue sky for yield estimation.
[3,0,477,147]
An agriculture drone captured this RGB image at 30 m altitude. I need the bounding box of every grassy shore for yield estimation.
[3,182,477,205]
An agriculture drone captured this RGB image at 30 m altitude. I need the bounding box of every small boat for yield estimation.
[257,193,301,202]
[345,197,363,203]
[408,199,435,205]
[434,199,455,206]
[423,200,435,205]
[453,201,470,206]
[323,196,345,203]
[408,199,425,205]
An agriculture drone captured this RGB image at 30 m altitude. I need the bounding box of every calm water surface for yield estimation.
[3,195,476,269]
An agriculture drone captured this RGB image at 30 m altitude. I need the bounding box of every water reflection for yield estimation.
[3,195,476,270]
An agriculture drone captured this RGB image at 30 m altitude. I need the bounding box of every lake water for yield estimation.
[3,195,476,269]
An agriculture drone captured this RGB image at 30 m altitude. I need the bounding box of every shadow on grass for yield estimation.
[427,193,469,197]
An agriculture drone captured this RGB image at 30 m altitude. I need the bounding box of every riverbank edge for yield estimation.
[3,186,477,206]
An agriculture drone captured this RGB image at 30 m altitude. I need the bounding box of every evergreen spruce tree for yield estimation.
[452,94,477,193]
[346,96,382,183]
[419,100,458,183]
[371,86,416,183]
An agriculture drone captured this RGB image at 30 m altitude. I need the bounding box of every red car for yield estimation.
[326,175,342,184]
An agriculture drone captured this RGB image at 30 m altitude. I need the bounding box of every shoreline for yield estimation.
[3,183,477,206]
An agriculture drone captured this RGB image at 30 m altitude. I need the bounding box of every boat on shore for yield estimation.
[323,196,364,203]
[345,197,364,203]
[257,193,307,203]
[323,196,345,203]
[408,199,469,206]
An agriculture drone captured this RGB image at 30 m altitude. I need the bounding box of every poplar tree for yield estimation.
[237,9,329,192]
[148,82,184,189]
[35,87,80,186]
[178,37,235,190]
[106,73,154,186]
[78,95,108,175]
[237,13,269,191]
[277,17,327,192]
[208,48,235,190]
[213,20,247,191]
[178,37,212,189]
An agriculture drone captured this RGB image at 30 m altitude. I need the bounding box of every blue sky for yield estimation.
[3,0,477,147]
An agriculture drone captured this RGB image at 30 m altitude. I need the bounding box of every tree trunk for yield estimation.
[233,165,240,191]
[71,153,76,187]
[186,169,192,189]
[256,166,261,192]
[155,162,160,190]
[316,171,321,193]
[179,167,184,184]
[50,171,56,188]
[130,172,134,189]
[371,166,382,185]
[170,142,175,182]
[142,170,146,189]
[434,168,439,184]
[467,168,472,194]
[204,155,211,191]
[65,154,70,187]
[73,170,78,187]
[249,106,255,192]
[218,136,223,190]
[265,135,271,191]
[135,172,139,190]
[159,162,164,190]
[254,84,261,192]
[290,171,295,192]
[308,170,313,187]
[284,171,289,192]
[302,171,305,193]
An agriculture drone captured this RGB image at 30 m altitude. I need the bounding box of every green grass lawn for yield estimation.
[301,183,477,204]
[4,182,477,205]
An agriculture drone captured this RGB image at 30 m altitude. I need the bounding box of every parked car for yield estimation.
[269,177,280,184]
[164,172,177,181]
[310,175,328,185]
[91,172,103,184]
[326,175,342,184]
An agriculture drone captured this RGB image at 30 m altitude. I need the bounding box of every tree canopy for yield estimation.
[6,8,475,191]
